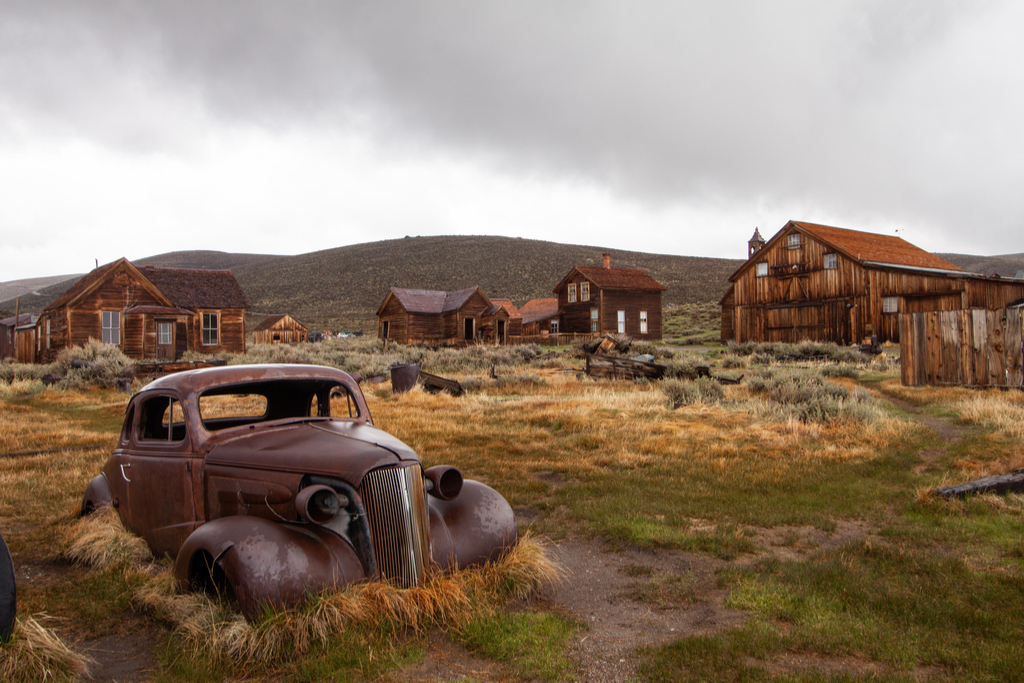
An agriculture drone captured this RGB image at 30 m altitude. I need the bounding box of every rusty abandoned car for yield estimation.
[81,364,517,618]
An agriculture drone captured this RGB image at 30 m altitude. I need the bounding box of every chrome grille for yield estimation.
[360,464,430,587]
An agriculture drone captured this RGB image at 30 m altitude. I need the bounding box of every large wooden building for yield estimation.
[377,286,499,346]
[519,298,560,336]
[252,314,308,345]
[34,258,250,363]
[722,221,1024,344]
[554,255,666,340]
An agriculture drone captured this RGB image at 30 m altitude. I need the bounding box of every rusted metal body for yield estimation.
[0,530,15,642]
[81,364,517,618]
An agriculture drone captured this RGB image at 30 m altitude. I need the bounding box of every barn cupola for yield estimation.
[748,228,765,258]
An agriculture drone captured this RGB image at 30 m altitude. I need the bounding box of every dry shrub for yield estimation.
[63,506,152,569]
[952,391,1024,439]
[135,533,560,663]
[0,616,94,682]
[0,379,44,397]
[662,377,724,407]
[55,340,135,389]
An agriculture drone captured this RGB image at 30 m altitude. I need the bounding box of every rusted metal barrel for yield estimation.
[390,362,421,393]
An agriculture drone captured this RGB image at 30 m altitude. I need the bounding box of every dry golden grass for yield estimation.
[952,390,1024,440]
[0,615,94,682]
[134,533,560,663]
[63,506,152,569]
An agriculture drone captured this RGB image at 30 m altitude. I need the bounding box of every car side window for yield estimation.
[330,387,359,418]
[138,396,187,443]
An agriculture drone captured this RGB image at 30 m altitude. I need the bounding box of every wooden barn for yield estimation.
[554,254,666,340]
[722,221,1024,345]
[34,258,250,363]
[252,314,308,344]
[377,286,501,346]
[519,298,560,336]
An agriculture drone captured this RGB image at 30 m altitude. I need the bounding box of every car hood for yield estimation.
[205,420,420,482]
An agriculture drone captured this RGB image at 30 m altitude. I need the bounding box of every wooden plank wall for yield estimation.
[899,308,1024,387]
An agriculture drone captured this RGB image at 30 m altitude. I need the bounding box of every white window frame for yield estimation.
[580,282,590,302]
[590,307,599,333]
[617,310,626,334]
[202,312,219,346]
[567,283,577,303]
[640,310,648,334]
[824,253,837,270]
[158,322,173,345]
[882,297,898,314]
[788,233,801,249]
[102,311,121,345]
[756,262,768,277]
[550,319,559,334]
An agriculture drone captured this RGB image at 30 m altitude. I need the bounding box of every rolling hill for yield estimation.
[4,238,1021,333]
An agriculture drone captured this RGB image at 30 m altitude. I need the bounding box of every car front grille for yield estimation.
[360,463,430,587]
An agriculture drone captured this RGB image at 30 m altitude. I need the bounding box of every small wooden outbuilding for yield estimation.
[253,314,308,344]
[519,299,560,336]
[0,313,34,361]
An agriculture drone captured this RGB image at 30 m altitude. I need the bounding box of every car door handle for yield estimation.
[120,463,132,483]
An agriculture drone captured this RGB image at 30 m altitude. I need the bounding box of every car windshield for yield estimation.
[199,378,359,431]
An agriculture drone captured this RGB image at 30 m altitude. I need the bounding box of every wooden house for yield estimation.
[34,258,249,363]
[722,221,1024,344]
[554,254,666,340]
[519,298,560,336]
[376,286,498,345]
[489,299,522,339]
[253,314,308,344]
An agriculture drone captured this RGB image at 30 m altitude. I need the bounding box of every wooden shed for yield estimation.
[519,298,560,336]
[0,313,34,361]
[489,299,523,339]
[377,286,498,346]
[253,314,308,344]
[554,254,666,340]
[34,258,250,363]
[723,221,1024,345]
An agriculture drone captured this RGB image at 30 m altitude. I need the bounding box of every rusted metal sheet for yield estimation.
[81,364,517,620]
[390,362,421,393]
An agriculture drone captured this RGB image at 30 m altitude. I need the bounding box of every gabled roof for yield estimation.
[519,298,559,324]
[44,258,173,312]
[140,265,250,309]
[253,313,306,332]
[490,298,522,319]
[382,286,490,315]
[555,266,666,293]
[0,313,35,327]
[730,221,965,281]
[43,258,250,312]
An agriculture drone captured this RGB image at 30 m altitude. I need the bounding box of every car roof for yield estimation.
[141,364,356,396]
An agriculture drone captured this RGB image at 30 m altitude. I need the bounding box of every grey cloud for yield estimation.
[1,0,1020,252]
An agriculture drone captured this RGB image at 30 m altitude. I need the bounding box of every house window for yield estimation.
[102,311,120,345]
[157,322,173,345]
[590,307,599,333]
[202,313,219,346]
[617,310,626,334]
[788,234,801,249]
[550,319,559,334]
[824,253,837,270]
[580,282,590,301]
[756,262,768,277]
[640,311,648,334]
[882,297,898,313]
[568,283,577,303]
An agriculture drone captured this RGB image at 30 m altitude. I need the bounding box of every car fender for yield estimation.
[428,479,517,570]
[175,516,367,619]
[80,473,112,515]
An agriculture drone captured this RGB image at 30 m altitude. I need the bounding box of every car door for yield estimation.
[124,392,196,558]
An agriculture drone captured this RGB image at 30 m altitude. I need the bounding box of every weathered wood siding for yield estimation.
[557,279,663,340]
[377,297,411,344]
[899,308,1024,387]
[729,224,1024,345]
[253,315,308,344]
[192,309,246,356]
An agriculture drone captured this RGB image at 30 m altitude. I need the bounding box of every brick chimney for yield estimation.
[602,253,611,269]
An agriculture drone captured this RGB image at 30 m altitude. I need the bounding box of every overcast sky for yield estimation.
[1,1,1022,282]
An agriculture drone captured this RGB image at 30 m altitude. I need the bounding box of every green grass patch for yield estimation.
[456,610,580,682]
